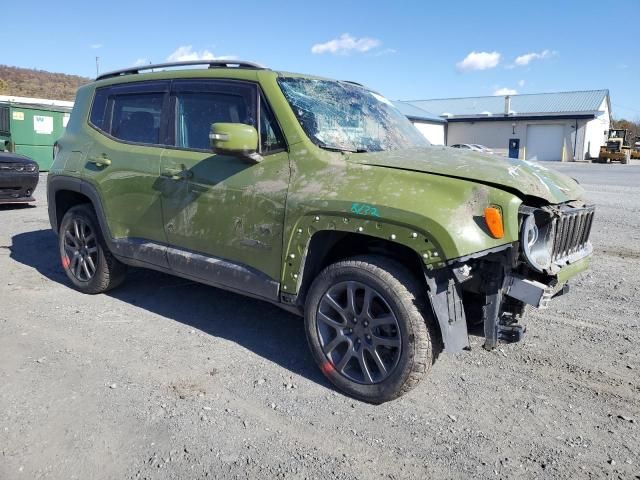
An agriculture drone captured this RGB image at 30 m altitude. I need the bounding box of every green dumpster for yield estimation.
[0,96,73,171]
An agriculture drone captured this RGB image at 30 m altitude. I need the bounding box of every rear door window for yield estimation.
[89,81,169,146]
[110,93,164,145]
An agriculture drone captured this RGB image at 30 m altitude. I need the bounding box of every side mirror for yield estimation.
[209,123,262,162]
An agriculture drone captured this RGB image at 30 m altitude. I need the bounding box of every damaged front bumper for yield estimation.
[504,274,569,310]
[424,241,592,353]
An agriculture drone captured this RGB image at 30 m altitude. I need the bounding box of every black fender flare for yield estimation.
[47,176,113,243]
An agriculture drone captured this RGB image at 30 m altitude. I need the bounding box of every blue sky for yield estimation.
[2,0,638,119]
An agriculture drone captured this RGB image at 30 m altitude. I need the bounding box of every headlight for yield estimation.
[0,163,37,172]
[521,211,553,272]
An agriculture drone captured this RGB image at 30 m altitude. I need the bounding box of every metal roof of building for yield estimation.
[392,101,446,123]
[400,89,609,119]
[0,95,74,109]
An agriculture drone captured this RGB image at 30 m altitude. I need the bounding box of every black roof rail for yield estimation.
[96,60,265,81]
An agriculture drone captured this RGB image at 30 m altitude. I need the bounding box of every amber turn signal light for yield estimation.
[484,207,504,239]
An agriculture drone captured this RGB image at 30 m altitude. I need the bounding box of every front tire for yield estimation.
[58,204,127,294]
[304,256,439,403]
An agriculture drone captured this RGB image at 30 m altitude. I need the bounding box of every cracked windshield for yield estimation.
[278,77,429,152]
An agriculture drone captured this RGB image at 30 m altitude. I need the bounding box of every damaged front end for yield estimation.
[425,201,595,352]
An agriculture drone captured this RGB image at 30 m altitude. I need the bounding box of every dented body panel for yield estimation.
[350,147,585,205]
[279,142,524,293]
[159,148,290,281]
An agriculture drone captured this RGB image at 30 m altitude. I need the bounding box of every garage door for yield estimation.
[413,121,445,145]
[525,124,564,161]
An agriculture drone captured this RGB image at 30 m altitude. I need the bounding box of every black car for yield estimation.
[0,152,39,204]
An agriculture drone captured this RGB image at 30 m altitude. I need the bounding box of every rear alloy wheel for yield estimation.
[62,216,99,282]
[305,256,439,403]
[59,204,126,294]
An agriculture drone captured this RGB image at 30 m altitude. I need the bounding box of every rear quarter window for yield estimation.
[89,88,109,130]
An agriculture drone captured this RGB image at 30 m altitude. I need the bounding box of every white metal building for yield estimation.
[0,95,74,109]
[392,101,447,145]
[398,90,611,161]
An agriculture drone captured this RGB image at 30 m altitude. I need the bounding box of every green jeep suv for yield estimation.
[48,61,594,403]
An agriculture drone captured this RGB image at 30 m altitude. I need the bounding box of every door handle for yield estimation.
[161,165,192,180]
[87,156,111,167]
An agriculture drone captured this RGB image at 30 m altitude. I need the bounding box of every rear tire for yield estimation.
[304,255,439,403]
[58,204,127,294]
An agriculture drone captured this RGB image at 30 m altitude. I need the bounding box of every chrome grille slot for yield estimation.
[550,206,595,263]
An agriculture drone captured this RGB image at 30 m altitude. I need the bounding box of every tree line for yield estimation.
[612,118,640,144]
[0,65,90,101]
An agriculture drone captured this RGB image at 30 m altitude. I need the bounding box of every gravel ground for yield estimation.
[1,161,638,479]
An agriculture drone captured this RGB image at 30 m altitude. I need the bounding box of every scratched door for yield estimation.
[159,79,290,282]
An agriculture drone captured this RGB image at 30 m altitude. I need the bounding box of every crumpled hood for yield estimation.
[350,146,584,204]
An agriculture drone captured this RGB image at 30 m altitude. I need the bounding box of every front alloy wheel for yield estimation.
[305,256,439,403]
[317,281,402,384]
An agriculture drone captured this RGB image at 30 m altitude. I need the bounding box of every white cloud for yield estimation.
[371,48,397,57]
[518,79,526,87]
[514,49,555,66]
[90,43,103,49]
[166,45,236,62]
[494,87,518,96]
[456,51,501,72]
[133,58,150,67]
[311,33,381,55]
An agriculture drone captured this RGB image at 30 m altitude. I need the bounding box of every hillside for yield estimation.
[0,65,91,101]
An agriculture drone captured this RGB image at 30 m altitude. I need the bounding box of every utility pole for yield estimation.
[95,56,100,77]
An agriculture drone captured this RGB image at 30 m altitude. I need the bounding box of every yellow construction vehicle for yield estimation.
[597,129,632,164]
[631,136,640,160]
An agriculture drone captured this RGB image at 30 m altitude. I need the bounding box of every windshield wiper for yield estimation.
[317,143,368,153]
